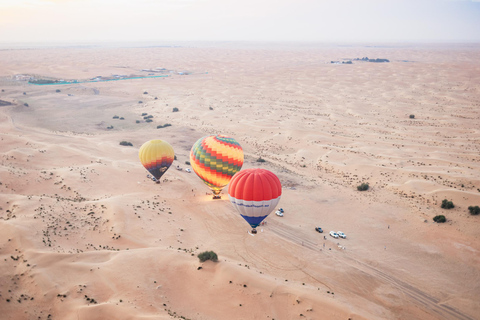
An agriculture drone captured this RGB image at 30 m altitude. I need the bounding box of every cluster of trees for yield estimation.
[433,201,479,223]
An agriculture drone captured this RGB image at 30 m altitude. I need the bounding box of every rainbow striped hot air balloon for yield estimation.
[228,168,282,233]
[190,135,243,198]
[139,139,175,183]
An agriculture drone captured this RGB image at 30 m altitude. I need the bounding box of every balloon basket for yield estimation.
[212,195,222,199]
[251,228,257,234]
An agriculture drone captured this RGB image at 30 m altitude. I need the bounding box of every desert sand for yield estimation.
[0,42,479,320]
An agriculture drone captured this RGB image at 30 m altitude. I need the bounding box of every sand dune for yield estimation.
[1,43,479,320]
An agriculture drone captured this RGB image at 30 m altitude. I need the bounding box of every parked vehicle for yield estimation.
[185,168,192,173]
[337,231,346,239]
[329,231,339,238]
[275,210,283,217]
[315,227,323,233]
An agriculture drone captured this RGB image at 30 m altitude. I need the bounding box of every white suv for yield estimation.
[329,231,339,238]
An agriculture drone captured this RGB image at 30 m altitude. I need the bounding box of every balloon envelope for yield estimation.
[139,139,175,180]
[228,168,282,228]
[190,135,243,195]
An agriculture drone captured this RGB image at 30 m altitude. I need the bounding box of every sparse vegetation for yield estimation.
[107,125,114,130]
[141,113,148,116]
[143,115,153,119]
[143,91,148,94]
[409,114,415,119]
[113,115,120,119]
[441,199,454,209]
[209,106,214,110]
[119,141,133,146]
[172,107,179,112]
[357,183,369,191]
[56,89,61,93]
[24,103,29,107]
[119,117,125,120]
[145,119,153,123]
[157,123,172,129]
[433,215,446,223]
[468,206,480,215]
[197,251,218,262]
[256,157,266,163]
[136,120,141,123]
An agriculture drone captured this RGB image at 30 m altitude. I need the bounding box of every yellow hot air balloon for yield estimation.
[190,135,243,198]
[139,139,174,183]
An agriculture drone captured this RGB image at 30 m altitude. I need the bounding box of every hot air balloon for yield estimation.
[190,135,243,198]
[228,168,282,233]
[139,139,174,183]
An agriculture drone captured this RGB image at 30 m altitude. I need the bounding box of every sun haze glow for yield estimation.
[0,0,479,43]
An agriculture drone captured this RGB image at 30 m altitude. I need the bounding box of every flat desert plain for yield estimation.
[0,43,479,320]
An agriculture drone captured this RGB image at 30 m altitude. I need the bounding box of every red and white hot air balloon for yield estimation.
[228,168,282,233]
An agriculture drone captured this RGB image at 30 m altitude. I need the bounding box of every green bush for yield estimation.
[145,119,153,123]
[357,183,369,191]
[409,114,415,119]
[113,115,119,119]
[197,251,218,262]
[433,215,446,223]
[468,206,480,215]
[256,157,266,163]
[119,141,133,146]
[172,107,179,112]
[141,113,148,116]
[441,199,454,209]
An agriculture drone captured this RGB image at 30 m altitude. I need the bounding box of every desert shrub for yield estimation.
[145,119,153,123]
[143,91,148,94]
[56,89,61,93]
[143,115,153,119]
[409,114,415,119]
[141,113,148,116]
[136,120,140,123]
[357,183,369,191]
[24,103,29,107]
[138,101,143,104]
[154,97,158,100]
[185,161,190,165]
[107,125,114,130]
[441,199,454,209]
[157,123,172,129]
[256,157,266,163]
[172,107,179,112]
[468,206,480,215]
[209,106,214,110]
[119,141,133,146]
[113,115,119,119]
[197,251,218,262]
[433,215,446,223]
[119,117,125,120]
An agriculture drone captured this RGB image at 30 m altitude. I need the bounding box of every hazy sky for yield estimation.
[0,0,479,43]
